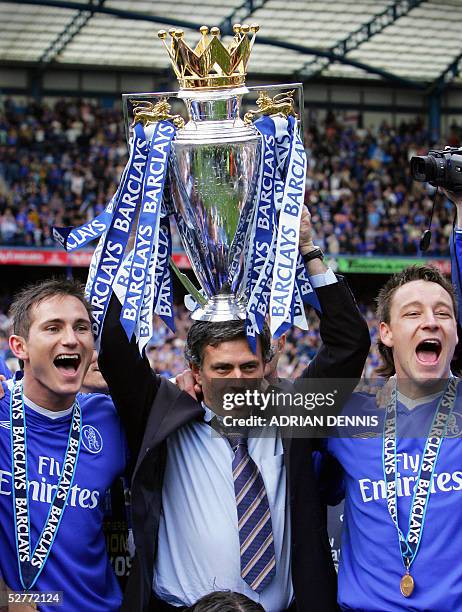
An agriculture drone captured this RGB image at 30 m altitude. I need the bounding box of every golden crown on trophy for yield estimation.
[158,24,259,89]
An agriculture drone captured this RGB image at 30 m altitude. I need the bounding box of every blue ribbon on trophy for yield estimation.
[53,120,176,350]
[153,217,175,332]
[85,122,149,343]
[243,114,319,346]
[130,213,175,354]
[228,196,257,296]
[270,115,309,338]
[113,248,134,304]
[245,115,276,351]
[273,116,293,208]
[119,121,175,340]
[53,23,322,355]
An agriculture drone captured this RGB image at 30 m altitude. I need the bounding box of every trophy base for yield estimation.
[191,294,246,322]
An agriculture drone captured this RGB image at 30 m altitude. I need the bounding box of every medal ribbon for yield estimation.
[382,377,458,572]
[10,381,82,590]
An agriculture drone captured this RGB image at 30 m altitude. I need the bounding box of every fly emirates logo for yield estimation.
[0,455,100,509]
[359,452,462,503]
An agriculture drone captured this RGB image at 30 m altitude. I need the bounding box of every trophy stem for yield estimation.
[191,294,246,322]
[178,87,248,122]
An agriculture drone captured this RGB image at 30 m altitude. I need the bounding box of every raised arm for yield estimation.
[447,190,462,328]
[99,295,160,462]
[297,206,370,383]
[301,278,370,382]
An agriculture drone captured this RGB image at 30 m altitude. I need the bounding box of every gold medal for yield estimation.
[400,572,415,597]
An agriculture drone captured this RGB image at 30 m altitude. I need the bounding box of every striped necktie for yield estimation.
[228,433,276,593]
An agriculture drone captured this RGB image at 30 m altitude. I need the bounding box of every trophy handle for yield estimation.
[122,91,181,146]
[130,99,185,130]
[246,82,304,140]
[122,83,304,146]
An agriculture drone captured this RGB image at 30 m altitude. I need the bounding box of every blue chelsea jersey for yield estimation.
[0,357,11,379]
[0,384,128,612]
[328,389,462,612]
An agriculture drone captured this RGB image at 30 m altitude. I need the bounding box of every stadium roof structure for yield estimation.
[1,0,462,92]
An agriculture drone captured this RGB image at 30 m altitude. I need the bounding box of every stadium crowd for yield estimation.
[0,97,457,255]
[305,112,456,256]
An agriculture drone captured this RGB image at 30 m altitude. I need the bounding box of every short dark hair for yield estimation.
[188,591,265,611]
[376,265,457,377]
[185,319,272,367]
[10,278,92,339]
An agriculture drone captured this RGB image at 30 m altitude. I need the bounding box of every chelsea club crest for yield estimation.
[82,425,103,454]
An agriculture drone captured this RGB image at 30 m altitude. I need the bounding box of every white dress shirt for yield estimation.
[153,407,293,610]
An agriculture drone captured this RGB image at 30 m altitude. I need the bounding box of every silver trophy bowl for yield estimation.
[169,86,260,321]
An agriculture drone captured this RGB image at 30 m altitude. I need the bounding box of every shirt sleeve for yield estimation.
[99,295,160,465]
[0,358,12,380]
[309,268,338,288]
[451,230,462,327]
[312,445,345,506]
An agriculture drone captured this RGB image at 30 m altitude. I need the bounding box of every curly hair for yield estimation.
[185,319,272,367]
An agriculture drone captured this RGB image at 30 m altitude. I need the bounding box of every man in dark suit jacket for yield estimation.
[99,208,370,612]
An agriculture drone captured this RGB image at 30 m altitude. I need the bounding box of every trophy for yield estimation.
[165,27,261,321]
[121,25,306,328]
[54,24,314,350]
